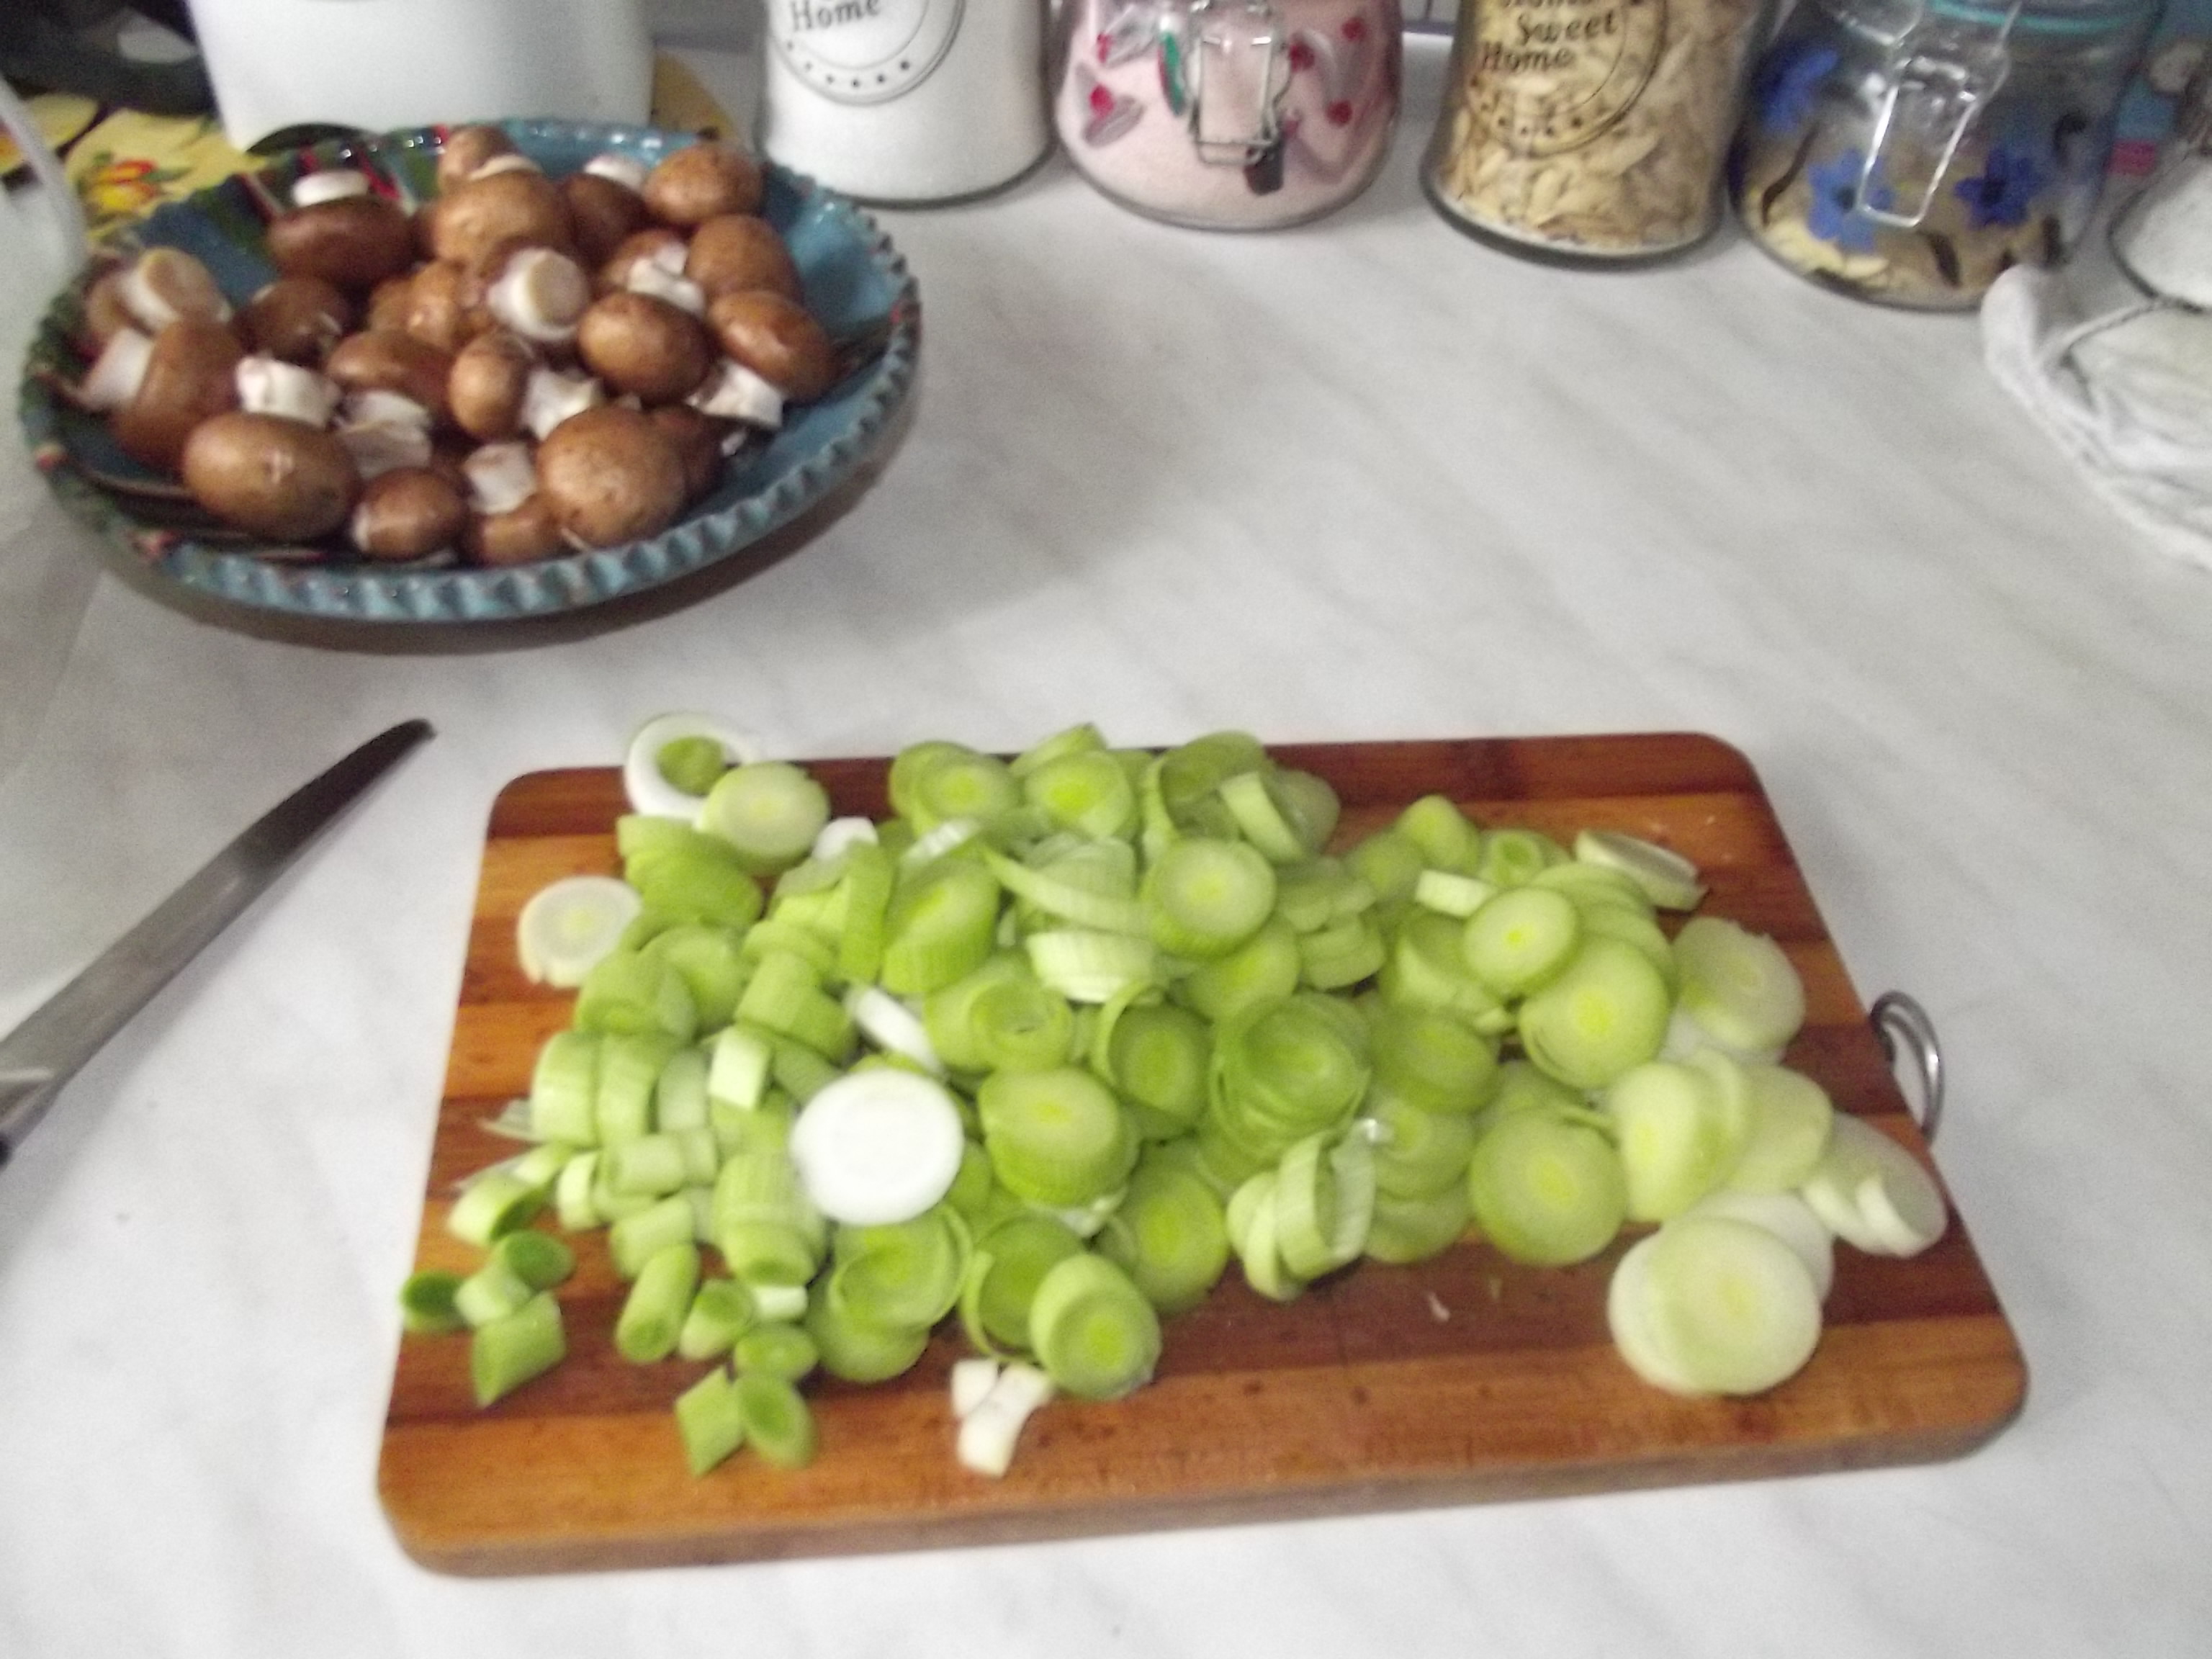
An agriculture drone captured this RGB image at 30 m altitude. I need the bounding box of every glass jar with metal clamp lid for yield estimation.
[1730,0,2162,307]
[2108,49,2212,309]
[1050,0,1403,228]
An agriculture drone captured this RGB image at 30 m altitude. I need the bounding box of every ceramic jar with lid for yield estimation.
[1421,0,1779,263]
[1051,0,1403,230]
[1731,0,2162,307]
[760,0,1053,204]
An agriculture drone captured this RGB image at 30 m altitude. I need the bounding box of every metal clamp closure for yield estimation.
[1857,1,2026,228]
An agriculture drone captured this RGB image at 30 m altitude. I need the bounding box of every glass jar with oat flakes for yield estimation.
[1423,0,1779,262]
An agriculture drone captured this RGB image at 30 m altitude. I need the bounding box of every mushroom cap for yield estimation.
[181,410,361,541]
[431,169,573,269]
[647,403,723,503]
[437,125,518,194]
[642,143,765,227]
[120,248,233,331]
[112,317,245,472]
[576,291,714,404]
[685,214,802,302]
[401,260,482,355]
[365,273,415,333]
[465,493,566,565]
[534,403,688,549]
[241,276,355,364]
[325,329,455,425]
[351,465,469,560]
[448,330,537,442]
[561,171,652,268]
[705,290,837,403]
[266,195,416,292]
[75,266,136,354]
[595,227,689,296]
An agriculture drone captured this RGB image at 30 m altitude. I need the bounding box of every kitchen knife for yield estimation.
[0,718,433,1166]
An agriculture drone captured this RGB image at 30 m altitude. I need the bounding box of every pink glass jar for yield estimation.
[1051,0,1403,229]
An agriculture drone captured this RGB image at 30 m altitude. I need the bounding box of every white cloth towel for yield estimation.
[1982,264,2212,572]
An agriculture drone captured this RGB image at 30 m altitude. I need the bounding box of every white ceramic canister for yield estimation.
[759,0,1053,204]
[1051,0,1402,229]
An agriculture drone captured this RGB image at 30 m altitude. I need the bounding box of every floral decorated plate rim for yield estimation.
[15,118,920,627]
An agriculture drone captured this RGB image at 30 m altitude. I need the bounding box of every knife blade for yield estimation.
[0,719,433,1166]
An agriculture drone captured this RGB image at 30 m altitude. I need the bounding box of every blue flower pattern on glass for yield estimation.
[1805,149,1893,253]
[1754,44,1839,139]
[1950,143,2047,229]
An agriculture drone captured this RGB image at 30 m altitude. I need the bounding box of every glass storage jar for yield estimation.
[1051,0,1403,230]
[1731,0,2162,307]
[1421,0,1779,263]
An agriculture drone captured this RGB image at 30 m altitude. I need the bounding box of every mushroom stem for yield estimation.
[688,359,784,429]
[119,248,233,331]
[76,326,155,412]
[583,153,649,192]
[624,263,707,318]
[523,367,606,441]
[292,169,374,208]
[463,441,540,516]
[336,419,433,480]
[470,154,544,181]
[342,389,433,430]
[487,248,589,345]
[235,355,343,427]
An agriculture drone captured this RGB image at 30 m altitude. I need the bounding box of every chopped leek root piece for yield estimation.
[675,1366,748,1475]
[517,876,643,989]
[950,1356,1002,1419]
[472,1292,565,1406]
[957,1362,1053,1478]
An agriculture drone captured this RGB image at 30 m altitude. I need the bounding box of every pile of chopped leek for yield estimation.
[406,719,1948,1480]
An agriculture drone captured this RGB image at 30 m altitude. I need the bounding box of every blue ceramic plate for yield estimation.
[16,120,920,626]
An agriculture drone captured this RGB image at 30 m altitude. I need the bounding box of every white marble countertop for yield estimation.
[4,35,2211,1659]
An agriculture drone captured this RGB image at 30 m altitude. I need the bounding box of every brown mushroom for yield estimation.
[118,248,233,331]
[448,330,536,441]
[685,215,801,302]
[705,290,837,403]
[111,317,244,472]
[75,265,137,354]
[465,494,566,565]
[576,292,714,404]
[266,194,416,291]
[365,273,415,334]
[562,171,651,268]
[642,143,765,227]
[595,227,690,296]
[181,411,359,540]
[472,241,590,346]
[241,276,354,364]
[648,404,722,503]
[351,466,469,560]
[431,169,572,269]
[325,330,454,425]
[401,261,481,354]
[534,403,687,548]
[437,125,518,194]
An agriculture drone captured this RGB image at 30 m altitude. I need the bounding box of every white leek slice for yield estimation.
[813,815,880,860]
[844,985,945,1076]
[516,874,642,987]
[1801,1115,1948,1257]
[1642,1215,1822,1395]
[1606,1233,1705,1395]
[956,1362,1053,1478]
[1683,1189,1835,1300]
[950,1356,1001,1420]
[622,711,764,819]
[1573,830,1707,911]
[788,1069,965,1226]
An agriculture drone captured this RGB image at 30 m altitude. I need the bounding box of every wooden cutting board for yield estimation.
[379,733,2026,1575]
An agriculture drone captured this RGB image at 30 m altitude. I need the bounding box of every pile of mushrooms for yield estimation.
[65,126,840,565]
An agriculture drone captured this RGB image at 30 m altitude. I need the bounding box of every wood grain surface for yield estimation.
[379,733,2026,1575]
